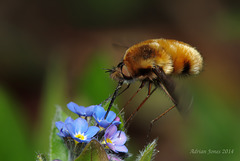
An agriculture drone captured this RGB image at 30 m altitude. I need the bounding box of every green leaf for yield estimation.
[49,106,69,161]
[75,140,108,161]
[136,139,158,161]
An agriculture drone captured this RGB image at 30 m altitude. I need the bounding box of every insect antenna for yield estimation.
[103,68,115,74]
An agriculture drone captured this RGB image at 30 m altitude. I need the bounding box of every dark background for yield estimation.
[0,0,240,160]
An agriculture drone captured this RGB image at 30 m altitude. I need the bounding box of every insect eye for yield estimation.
[121,65,131,78]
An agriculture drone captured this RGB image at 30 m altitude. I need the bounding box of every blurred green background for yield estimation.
[0,0,240,160]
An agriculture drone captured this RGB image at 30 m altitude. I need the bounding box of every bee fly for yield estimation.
[104,39,203,133]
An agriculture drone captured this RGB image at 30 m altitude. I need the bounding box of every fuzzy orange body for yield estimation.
[110,39,203,82]
[107,39,203,122]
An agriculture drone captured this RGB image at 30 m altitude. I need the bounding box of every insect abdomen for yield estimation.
[166,40,203,75]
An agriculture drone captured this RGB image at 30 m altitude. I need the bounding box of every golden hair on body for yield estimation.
[110,39,203,83]
[105,38,203,129]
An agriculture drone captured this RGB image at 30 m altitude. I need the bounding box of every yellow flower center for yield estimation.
[106,138,112,144]
[74,133,86,144]
[99,126,105,131]
[101,140,106,145]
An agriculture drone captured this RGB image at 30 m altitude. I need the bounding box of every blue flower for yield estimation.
[93,105,120,128]
[104,125,128,153]
[55,117,74,137]
[66,118,100,143]
[67,102,95,117]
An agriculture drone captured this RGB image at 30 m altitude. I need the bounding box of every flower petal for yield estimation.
[65,117,74,124]
[67,102,78,114]
[75,106,86,115]
[106,143,116,152]
[111,131,127,145]
[114,116,120,122]
[55,121,64,131]
[107,154,123,161]
[106,111,116,122]
[114,145,128,153]
[112,121,121,126]
[105,124,117,139]
[93,105,105,121]
[72,136,83,143]
[65,123,75,138]
[61,126,70,137]
[84,126,100,138]
[99,120,111,128]
[85,105,95,116]
[57,132,65,137]
[73,118,88,134]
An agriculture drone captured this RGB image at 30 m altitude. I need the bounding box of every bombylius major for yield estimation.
[105,38,203,131]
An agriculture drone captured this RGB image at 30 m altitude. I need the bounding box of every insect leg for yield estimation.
[147,105,176,140]
[117,81,146,116]
[120,82,157,131]
[101,84,130,105]
[146,66,178,140]
[153,66,191,115]
[158,82,177,105]
[117,84,131,96]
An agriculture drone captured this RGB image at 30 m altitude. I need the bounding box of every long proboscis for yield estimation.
[104,81,123,119]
